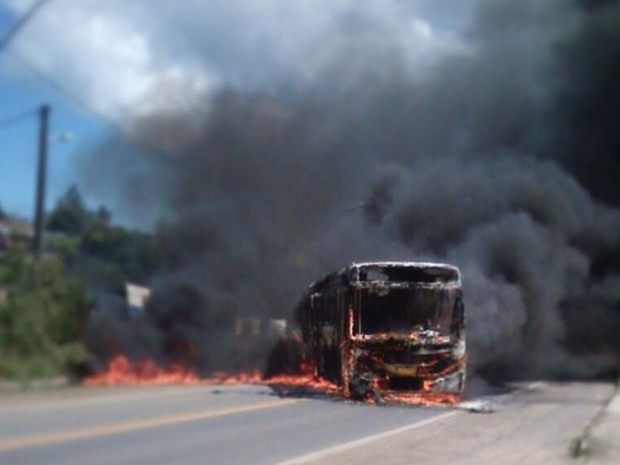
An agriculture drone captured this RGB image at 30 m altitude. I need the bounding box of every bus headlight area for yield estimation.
[344,343,466,397]
[427,369,466,393]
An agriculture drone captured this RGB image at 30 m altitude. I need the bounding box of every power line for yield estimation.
[0,0,52,55]
[0,1,182,167]
[12,52,127,127]
[0,108,36,131]
[10,52,178,161]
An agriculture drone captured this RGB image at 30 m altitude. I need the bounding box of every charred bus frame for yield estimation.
[296,262,466,400]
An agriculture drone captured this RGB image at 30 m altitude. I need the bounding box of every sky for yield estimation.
[0,0,471,222]
[0,2,107,218]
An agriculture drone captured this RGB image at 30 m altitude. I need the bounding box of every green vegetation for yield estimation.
[569,436,591,459]
[46,185,91,236]
[0,246,91,381]
[47,185,161,293]
[0,185,162,382]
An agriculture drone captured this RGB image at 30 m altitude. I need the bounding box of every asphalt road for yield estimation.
[0,381,614,465]
[0,384,449,465]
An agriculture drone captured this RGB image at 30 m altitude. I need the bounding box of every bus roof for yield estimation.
[350,261,460,273]
[308,261,461,291]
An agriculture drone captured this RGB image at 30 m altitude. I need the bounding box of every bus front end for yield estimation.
[341,262,466,403]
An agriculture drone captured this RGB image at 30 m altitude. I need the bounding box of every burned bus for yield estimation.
[296,261,465,400]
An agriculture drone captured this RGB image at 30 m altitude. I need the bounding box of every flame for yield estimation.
[82,355,337,393]
[380,391,459,407]
[82,355,199,386]
[83,355,459,408]
[265,372,340,395]
[206,371,263,385]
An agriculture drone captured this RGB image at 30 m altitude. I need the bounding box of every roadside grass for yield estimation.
[0,343,87,384]
[0,247,91,385]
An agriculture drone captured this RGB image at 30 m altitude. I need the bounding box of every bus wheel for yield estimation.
[347,376,372,400]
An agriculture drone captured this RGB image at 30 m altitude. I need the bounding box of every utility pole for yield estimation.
[33,104,50,259]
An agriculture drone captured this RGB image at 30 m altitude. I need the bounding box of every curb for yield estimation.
[0,376,71,393]
[570,378,620,460]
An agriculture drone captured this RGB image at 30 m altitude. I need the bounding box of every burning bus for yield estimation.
[295,261,466,402]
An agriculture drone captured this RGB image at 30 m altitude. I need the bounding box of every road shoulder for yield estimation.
[579,379,620,465]
[285,382,615,465]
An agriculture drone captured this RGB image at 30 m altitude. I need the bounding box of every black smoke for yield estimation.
[83,0,620,379]
[550,0,620,207]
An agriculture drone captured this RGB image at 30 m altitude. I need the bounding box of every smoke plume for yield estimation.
[83,0,620,379]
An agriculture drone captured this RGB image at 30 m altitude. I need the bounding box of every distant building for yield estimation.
[234,316,288,338]
[0,216,34,258]
[0,217,34,238]
[126,283,152,317]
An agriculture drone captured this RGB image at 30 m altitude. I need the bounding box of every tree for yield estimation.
[47,185,89,236]
[94,205,112,227]
[80,224,161,284]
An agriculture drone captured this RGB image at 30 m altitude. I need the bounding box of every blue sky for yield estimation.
[1,5,107,218]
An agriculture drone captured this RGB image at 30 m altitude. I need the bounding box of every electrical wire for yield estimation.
[9,52,178,161]
[0,108,36,131]
[0,0,182,162]
[0,0,52,55]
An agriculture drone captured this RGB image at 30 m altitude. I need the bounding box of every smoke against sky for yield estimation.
[8,0,618,378]
[2,0,468,116]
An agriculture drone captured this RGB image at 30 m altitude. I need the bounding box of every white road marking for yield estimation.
[277,410,459,465]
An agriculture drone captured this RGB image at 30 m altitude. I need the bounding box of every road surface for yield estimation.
[0,381,614,465]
